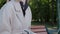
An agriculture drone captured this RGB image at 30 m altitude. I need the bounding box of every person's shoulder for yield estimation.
[28,6,31,9]
[6,1,13,7]
[1,1,13,10]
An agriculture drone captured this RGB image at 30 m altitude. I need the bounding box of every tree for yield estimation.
[29,0,57,25]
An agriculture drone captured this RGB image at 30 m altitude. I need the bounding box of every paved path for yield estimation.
[31,25,48,34]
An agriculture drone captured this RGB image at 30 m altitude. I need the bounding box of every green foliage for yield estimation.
[29,0,57,26]
[29,0,57,23]
[0,0,6,9]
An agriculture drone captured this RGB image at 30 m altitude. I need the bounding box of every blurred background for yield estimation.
[0,0,58,34]
[29,0,57,27]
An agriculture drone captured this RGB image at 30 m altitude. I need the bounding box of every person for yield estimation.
[0,0,36,34]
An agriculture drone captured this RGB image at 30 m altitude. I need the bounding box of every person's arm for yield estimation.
[0,6,11,34]
[24,6,32,30]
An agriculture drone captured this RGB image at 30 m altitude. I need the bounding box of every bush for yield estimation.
[0,0,6,9]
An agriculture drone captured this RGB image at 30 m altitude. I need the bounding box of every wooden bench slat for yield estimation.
[36,32,47,34]
[31,29,46,32]
[31,26,45,29]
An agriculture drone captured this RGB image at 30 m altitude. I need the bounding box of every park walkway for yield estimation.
[31,25,48,34]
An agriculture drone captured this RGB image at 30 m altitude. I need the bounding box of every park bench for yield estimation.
[31,25,48,34]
